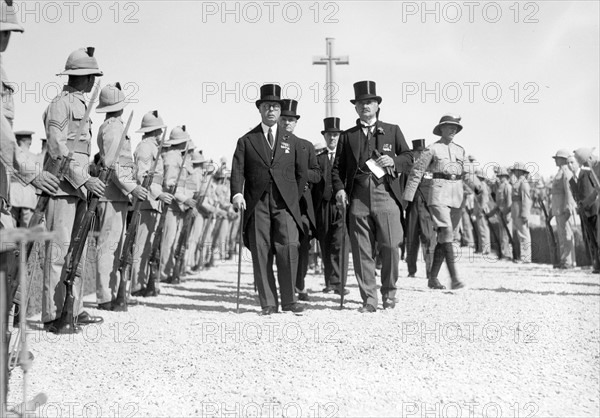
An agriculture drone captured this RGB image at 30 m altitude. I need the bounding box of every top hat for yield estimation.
[255,84,283,108]
[1,0,24,32]
[350,81,382,105]
[412,139,426,151]
[552,149,570,159]
[321,117,343,135]
[96,82,126,113]
[137,110,167,134]
[280,99,300,119]
[510,162,530,174]
[57,47,103,77]
[433,114,463,136]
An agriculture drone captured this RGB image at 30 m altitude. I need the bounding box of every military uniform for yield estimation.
[496,176,513,258]
[551,163,576,268]
[8,132,38,227]
[473,175,491,254]
[510,166,532,263]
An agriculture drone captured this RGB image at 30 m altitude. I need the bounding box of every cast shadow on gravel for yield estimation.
[543,281,600,287]
[476,287,600,296]
[135,301,256,314]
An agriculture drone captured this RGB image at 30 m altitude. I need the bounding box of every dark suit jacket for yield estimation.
[312,148,333,212]
[331,120,413,206]
[570,169,599,217]
[298,138,321,232]
[230,124,306,232]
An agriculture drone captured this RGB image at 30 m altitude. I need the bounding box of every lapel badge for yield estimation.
[383,144,392,152]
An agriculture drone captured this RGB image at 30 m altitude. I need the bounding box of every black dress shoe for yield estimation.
[260,307,277,316]
[322,285,335,293]
[451,280,465,290]
[76,311,104,325]
[358,304,376,313]
[298,292,310,301]
[112,300,128,312]
[97,302,113,311]
[131,289,145,297]
[383,298,397,309]
[43,319,58,331]
[333,285,349,296]
[428,278,446,290]
[282,303,304,314]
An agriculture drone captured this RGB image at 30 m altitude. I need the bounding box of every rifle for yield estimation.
[537,197,559,267]
[171,172,214,282]
[52,111,133,334]
[146,140,190,292]
[114,129,167,310]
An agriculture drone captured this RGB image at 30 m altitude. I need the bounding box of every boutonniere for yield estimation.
[376,127,385,135]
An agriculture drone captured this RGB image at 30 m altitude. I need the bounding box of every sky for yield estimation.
[3,0,599,177]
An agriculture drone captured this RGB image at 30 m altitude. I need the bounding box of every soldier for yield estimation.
[130,111,173,296]
[404,114,479,290]
[495,167,513,259]
[459,187,475,248]
[41,47,106,332]
[161,128,197,283]
[93,83,148,311]
[333,81,413,311]
[550,149,577,269]
[9,131,38,227]
[574,148,600,271]
[230,84,306,315]
[509,163,532,263]
[473,170,491,255]
[206,169,232,267]
[278,99,321,301]
[312,117,349,294]
[405,139,438,283]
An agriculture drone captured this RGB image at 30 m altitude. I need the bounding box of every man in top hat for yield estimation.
[509,163,532,262]
[550,149,577,269]
[93,83,148,311]
[405,139,438,282]
[41,47,106,332]
[161,128,197,283]
[9,131,38,227]
[473,169,491,255]
[230,83,306,315]
[404,114,480,290]
[494,167,513,259]
[278,99,321,301]
[312,117,349,294]
[131,111,173,296]
[333,81,413,311]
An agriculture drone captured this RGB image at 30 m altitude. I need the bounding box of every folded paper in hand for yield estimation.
[366,158,386,179]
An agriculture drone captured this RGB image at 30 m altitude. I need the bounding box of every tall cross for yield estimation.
[312,38,349,118]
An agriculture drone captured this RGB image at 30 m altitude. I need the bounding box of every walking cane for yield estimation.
[339,203,348,309]
[236,207,244,314]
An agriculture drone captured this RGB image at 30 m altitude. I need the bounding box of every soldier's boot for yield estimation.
[444,242,465,290]
[427,243,446,290]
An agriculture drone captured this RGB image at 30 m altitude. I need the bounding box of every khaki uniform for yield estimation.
[159,149,192,281]
[41,86,93,322]
[551,166,576,267]
[511,176,532,262]
[496,180,513,257]
[211,180,233,261]
[9,147,37,227]
[185,170,214,269]
[95,117,136,304]
[474,180,491,254]
[131,135,164,292]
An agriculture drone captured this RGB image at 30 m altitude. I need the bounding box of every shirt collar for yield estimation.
[359,117,377,128]
[63,84,86,102]
[261,122,277,137]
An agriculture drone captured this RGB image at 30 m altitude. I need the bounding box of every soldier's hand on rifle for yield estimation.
[233,194,246,211]
[158,192,174,204]
[184,198,197,209]
[335,190,348,208]
[85,177,106,197]
[32,170,60,195]
[131,185,148,201]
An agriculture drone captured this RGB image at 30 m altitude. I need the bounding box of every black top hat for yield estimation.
[433,114,463,136]
[280,99,300,119]
[412,139,426,151]
[255,84,283,108]
[321,117,343,135]
[350,80,382,105]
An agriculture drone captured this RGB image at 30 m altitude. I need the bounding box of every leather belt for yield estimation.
[432,173,459,181]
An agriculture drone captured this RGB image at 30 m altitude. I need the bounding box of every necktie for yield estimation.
[267,127,274,149]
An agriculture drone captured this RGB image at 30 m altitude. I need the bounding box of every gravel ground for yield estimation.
[7,251,600,417]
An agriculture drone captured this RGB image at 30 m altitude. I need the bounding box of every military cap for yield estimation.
[433,114,463,136]
[96,82,126,113]
[1,0,24,32]
[57,47,103,77]
[137,110,166,133]
[14,130,34,139]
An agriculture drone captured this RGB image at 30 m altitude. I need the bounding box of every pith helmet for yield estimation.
[497,167,510,177]
[552,149,570,159]
[96,82,126,113]
[433,114,463,136]
[1,0,24,32]
[167,125,189,146]
[57,47,103,77]
[191,151,206,164]
[510,162,530,174]
[14,130,34,142]
[137,110,166,133]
